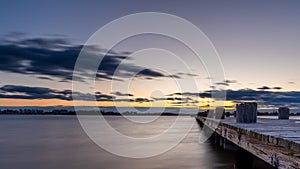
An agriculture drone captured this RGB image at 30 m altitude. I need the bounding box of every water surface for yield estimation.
[0,115,273,169]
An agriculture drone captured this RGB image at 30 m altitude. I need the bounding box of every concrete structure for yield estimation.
[196,116,300,169]
[278,107,289,119]
[236,102,257,123]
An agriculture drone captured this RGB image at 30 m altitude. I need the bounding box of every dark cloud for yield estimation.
[136,69,165,78]
[1,84,299,108]
[167,92,182,96]
[257,86,271,90]
[0,36,180,82]
[134,98,153,103]
[152,96,198,106]
[1,85,53,94]
[167,74,181,79]
[152,97,183,101]
[177,73,198,77]
[111,91,134,97]
[198,89,300,108]
[36,76,54,81]
[167,89,300,108]
[0,84,156,103]
[257,86,282,90]
[182,92,201,97]
[215,79,237,86]
[0,84,117,101]
[0,85,72,100]
[113,98,134,102]
[95,93,115,101]
[0,40,83,81]
[224,80,237,84]
[215,82,229,86]
[18,38,69,49]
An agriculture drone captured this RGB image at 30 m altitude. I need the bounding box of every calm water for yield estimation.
[0,115,273,169]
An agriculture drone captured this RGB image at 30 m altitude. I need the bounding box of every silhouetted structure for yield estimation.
[278,107,290,119]
[236,102,257,123]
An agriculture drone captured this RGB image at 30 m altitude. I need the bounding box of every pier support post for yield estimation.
[236,102,257,123]
[278,107,289,119]
[234,149,254,169]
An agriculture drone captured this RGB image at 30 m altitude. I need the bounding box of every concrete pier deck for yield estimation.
[196,116,300,169]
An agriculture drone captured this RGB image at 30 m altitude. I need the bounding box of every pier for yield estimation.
[196,104,300,169]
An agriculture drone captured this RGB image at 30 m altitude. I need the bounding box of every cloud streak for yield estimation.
[0,36,184,82]
[1,85,299,107]
[166,89,300,108]
[0,85,156,103]
[111,91,134,97]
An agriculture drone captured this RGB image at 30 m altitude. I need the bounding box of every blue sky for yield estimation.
[0,0,300,109]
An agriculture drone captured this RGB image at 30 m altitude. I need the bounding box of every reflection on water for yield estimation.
[259,115,300,120]
[0,115,272,169]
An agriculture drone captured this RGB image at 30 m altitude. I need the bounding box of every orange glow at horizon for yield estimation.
[0,98,236,110]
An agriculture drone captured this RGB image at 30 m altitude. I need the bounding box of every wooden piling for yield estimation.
[236,102,257,123]
[278,107,289,120]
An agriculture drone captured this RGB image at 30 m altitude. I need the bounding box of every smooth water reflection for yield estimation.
[0,115,271,169]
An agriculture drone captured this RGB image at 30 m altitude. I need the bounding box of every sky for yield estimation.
[0,0,300,110]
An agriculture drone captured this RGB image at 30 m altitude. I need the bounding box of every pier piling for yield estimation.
[236,102,257,123]
[278,107,289,120]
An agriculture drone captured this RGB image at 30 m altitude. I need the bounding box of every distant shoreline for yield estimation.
[0,109,184,116]
[1,108,300,116]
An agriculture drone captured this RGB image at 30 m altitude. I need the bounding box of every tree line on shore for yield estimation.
[1,108,300,116]
[0,109,181,116]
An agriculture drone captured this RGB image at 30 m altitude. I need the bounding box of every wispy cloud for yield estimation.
[0,35,187,83]
[111,91,134,97]
[215,79,237,86]
[1,85,299,107]
[257,86,271,90]
[257,86,282,90]
[0,85,157,103]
